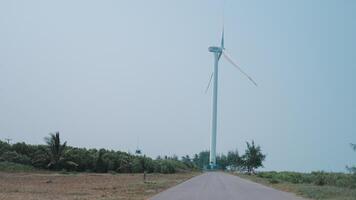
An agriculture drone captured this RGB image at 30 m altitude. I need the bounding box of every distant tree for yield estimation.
[132,157,143,173]
[346,143,356,174]
[11,142,30,155]
[44,132,77,170]
[192,154,199,165]
[116,153,133,173]
[181,155,195,168]
[351,143,356,151]
[64,147,98,171]
[0,140,11,156]
[158,160,176,173]
[0,151,31,165]
[171,155,179,161]
[181,155,190,164]
[130,154,154,174]
[242,141,266,174]
[197,151,210,169]
[181,155,190,162]
[1,135,197,174]
[216,154,228,169]
[227,150,243,170]
[95,149,109,173]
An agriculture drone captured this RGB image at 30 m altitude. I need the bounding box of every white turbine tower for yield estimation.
[207,27,257,169]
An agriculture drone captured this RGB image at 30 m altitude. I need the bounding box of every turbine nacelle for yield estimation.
[208,46,223,53]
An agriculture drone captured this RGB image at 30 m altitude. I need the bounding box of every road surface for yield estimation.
[150,172,305,200]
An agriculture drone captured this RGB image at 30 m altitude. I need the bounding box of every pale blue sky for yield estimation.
[0,0,355,172]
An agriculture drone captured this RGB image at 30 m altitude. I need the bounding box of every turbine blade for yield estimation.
[221,0,225,49]
[221,26,224,49]
[222,50,258,86]
[205,73,214,94]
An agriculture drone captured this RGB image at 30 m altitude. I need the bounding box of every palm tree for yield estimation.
[44,132,76,170]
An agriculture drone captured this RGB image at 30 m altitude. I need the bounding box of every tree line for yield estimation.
[0,132,266,173]
[187,140,266,173]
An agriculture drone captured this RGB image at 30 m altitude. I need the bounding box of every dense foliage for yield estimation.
[242,141,266,173]
[0,133,195,173]
[0,134,266,173]
[256,171,356,189]
[191,140,266,173]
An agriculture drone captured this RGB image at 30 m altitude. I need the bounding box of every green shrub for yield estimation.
[0,138,196,174]
[11,142,37,157]
[256,171,356,189]
[269,178,280,184]
[0,161,34,172]
[63,147,96,171]
[0,151,31,165]
[158,160,176,174]
[312,171,326,186]
[94,149,108,173]
[257,171,276,179]
[0,140,11,156]
[284,172,303,184]
[132,158,144,173]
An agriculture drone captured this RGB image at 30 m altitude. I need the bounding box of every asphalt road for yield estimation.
[150,172,305,200]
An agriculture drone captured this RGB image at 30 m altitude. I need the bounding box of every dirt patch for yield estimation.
[0,172,197,200]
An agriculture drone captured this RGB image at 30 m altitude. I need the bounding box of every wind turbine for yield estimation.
[207,26,257,169]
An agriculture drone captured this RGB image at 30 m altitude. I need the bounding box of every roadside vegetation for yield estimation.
[3,133,355,200]
[192,140,266,173]
[0,161,34,172]
[0,133,201,199]
[237,143,356,200]
[238,171,356,200]
[0,132,197,174]
[0,133,265,174]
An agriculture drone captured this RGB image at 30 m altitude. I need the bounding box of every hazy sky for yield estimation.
[1,0,355,172]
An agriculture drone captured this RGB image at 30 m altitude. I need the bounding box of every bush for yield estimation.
[0,151,31,165]
[63,148,96,172]
[158,160,176,174]
[280,172,304,184]
[12,142,33,156]
[269,178,280,184]
[132,158,144,173]
[154,159,189,174]
[257,171,277,179]
[312,171,326,186]
[0,140,11,156]
[95,149,108,173]
[0,138,196,174]
[0,161,34,172]
[256,171,356,189]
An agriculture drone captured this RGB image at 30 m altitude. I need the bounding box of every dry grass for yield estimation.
[236,173,356,200]
[0,172,198,200]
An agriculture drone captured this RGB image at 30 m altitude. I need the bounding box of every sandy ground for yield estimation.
[0,172,196,200]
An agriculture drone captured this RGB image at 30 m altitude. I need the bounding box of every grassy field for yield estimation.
[236,172,356,200]
[0,171,198,200]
